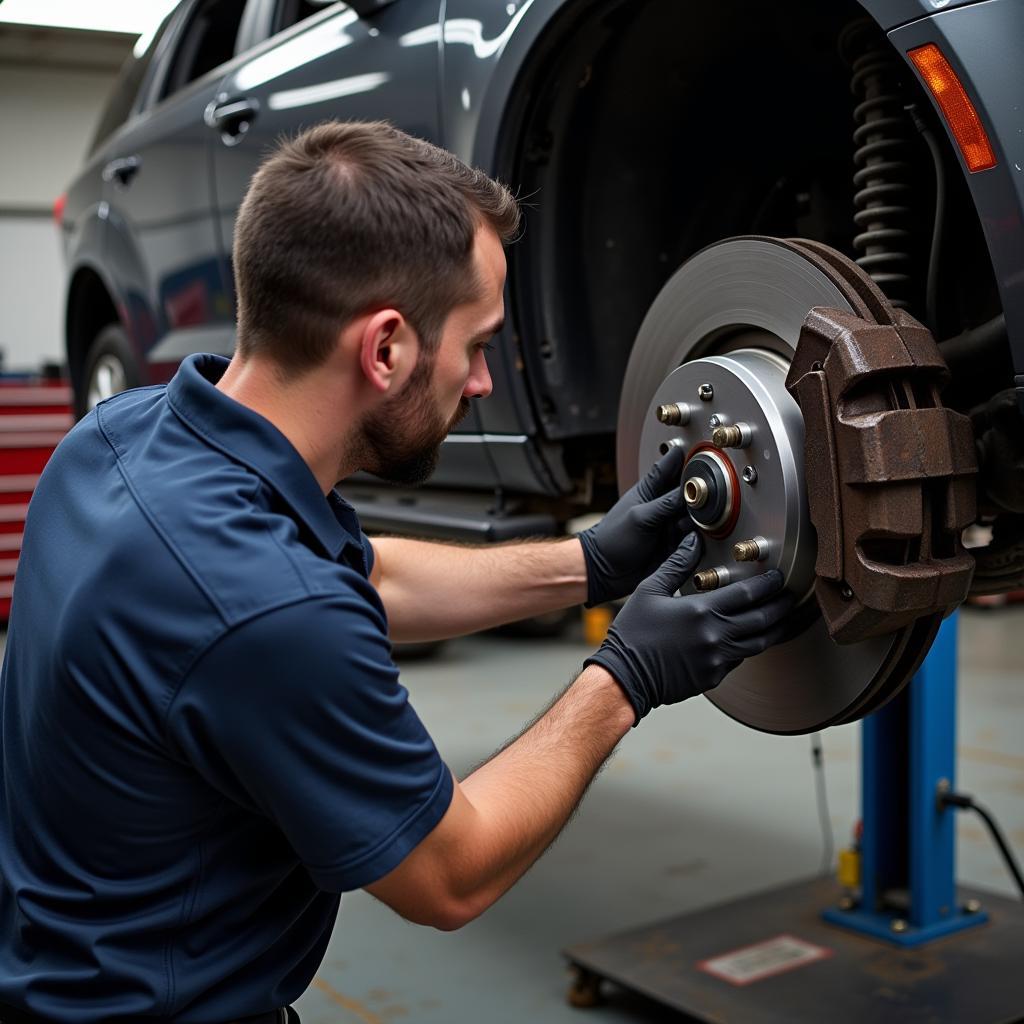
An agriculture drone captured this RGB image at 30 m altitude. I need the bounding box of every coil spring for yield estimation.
[841,22,916,309]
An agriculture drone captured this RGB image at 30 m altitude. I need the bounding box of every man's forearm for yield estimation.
[371,536,588,642]
[365,664,634,929]
[453,665,634,910]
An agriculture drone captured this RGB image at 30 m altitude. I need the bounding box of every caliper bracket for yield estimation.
[787,306,977,644]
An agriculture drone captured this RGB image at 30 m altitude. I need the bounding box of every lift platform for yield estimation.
[565,616,1024,1022]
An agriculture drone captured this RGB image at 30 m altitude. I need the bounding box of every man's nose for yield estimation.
[464,357,493,400]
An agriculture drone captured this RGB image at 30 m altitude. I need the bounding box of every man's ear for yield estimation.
[359,309,418,393]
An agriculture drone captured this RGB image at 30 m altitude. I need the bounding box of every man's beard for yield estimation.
[358,356,471,485]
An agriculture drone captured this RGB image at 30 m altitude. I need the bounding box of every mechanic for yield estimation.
[0,121,791,1023]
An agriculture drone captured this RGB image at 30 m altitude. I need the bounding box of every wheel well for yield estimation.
[499,0,1001,499]
[66,268,119,389]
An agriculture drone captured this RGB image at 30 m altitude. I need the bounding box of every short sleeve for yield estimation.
[361,532,375,576]
[166,592,452,892]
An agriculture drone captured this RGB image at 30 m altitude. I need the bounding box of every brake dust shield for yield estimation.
[617,236,976,735]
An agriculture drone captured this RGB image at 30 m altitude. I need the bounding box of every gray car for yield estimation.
[60,0,1024,729]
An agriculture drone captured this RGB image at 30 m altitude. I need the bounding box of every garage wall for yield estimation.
[0,26,134,373]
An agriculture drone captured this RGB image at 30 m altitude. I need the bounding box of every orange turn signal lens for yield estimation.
[908,43,996,173]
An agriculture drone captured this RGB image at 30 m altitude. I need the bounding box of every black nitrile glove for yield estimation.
[585,533,793,724]
[579,446,690,607]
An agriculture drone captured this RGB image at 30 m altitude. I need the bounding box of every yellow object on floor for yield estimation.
[582,606,614,647]
[837,847,861,889]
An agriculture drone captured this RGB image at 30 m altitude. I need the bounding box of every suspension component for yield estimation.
[841,21,919,310]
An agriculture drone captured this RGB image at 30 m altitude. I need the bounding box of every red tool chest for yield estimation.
[0,382,73,623]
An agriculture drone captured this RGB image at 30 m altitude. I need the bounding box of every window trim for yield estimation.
[138,0,253,114]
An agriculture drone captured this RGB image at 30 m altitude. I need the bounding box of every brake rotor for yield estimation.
[617,236,944,735]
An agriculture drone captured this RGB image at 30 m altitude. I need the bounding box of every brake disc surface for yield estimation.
[617,237,940,735]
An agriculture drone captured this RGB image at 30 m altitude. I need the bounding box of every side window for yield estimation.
[273,0,337,35]
[90,10,175,151]
[160,0,248,100]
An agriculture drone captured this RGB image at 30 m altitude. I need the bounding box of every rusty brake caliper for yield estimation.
[784,241,978,645]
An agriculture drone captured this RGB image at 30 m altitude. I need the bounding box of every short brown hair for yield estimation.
[233,120,520,373]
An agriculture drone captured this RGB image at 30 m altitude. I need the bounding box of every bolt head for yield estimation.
[709,414,724,428]
[741,466,758,485]
[890,918,908,933]
[698,383,714,401]
[840,584,854,600]
[964,899,982,914]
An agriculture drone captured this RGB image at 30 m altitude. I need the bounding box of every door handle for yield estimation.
[204,96,260,142]
[102,155,141,186]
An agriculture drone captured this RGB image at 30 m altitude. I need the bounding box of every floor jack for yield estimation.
[565,615,1024,1022]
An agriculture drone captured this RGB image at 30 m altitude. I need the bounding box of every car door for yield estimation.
[102,0,247,378]
[210,0,441,295]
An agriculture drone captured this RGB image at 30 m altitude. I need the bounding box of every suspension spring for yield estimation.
[841,22,917,310]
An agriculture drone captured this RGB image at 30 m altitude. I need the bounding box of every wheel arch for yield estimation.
[65,262,123,391]
[465,0,997,489]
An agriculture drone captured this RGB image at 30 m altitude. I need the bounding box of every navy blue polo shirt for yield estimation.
[0,354,453,1022]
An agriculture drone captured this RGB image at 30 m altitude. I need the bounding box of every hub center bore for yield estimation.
[682,446,737,536]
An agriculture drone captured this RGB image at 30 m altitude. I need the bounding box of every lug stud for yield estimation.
[712,423,752,449]
[656,402,691,426]
[733,537,769,562]
[698,383,714,401]
[694,567,730,591]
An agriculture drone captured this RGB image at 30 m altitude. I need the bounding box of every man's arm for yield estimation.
[369,536,588,643]
[366,664,633,930]
[366,446,691,642]
[366,535,792,932]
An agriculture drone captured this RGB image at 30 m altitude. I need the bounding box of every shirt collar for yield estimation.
[166,353,360,563]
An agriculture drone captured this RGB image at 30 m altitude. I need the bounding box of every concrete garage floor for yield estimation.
[1,606,1021,1022]
[293,606,1024,1024]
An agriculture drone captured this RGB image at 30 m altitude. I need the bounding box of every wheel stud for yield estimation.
[656,402,691,426]
[733,537,769,562]
[694,567,730,591]
[712,423,752,448]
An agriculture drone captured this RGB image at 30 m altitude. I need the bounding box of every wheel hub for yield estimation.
[639,348,815,599]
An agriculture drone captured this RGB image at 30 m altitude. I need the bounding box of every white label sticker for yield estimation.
[697,934,832,986]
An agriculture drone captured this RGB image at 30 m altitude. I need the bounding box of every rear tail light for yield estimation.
[908,43,996,173]
[53,192,67,227]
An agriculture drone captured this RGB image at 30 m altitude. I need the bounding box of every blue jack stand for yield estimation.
[822,613,989,945]
[565,612,1024,1021]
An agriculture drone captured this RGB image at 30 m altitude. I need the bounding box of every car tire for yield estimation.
[78,323,140,418]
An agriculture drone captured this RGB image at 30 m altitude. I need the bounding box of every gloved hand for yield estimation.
[585,533,793,724]
[579,446,690,607]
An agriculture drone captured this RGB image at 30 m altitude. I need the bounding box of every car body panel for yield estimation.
[858,0,991,31]
[891,0,1024,386]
